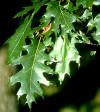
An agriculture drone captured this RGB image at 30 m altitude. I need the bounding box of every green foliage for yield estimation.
[6,0,100,108]
[6,0,47,64]
[9,38,53,108]
[50,34,80,83]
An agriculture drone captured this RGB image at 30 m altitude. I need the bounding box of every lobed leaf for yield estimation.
[41,1,77,36]
[88,14,100,44]
[14,0,47,18]
[6,0,47,64]
[50,33,80,83]
[76,0,94,8]
[9,38,53,108]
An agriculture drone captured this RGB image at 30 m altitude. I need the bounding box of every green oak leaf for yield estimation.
[88,14,100,44]
[87,18,95,31]
[6,0,47,64]
[40,1,76,36]
[14,6,34,18]
[76,0,94,8]
[78,31,91,44]
[50,33,80,83]
[80,9,92,20]
[6,16,33,64]
[43,37,54,47]
[9,38,53,108]
[14,0,47,18]
[94,14,100,36]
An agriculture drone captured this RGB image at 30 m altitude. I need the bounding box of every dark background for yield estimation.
[0,0,31,46]
[0,0,100,112]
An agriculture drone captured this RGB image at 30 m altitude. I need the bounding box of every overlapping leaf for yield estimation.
[50,33,80,83]
[40,1,77,36]
[76,0,94,8]
[38,1,80,82]
[6,0,100,109]
[88,14,100,44]
[9,38,53,108]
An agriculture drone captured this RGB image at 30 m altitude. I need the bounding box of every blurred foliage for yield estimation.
[59,89,100,112]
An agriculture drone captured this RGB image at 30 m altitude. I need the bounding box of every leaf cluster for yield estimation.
[6,0,100,108]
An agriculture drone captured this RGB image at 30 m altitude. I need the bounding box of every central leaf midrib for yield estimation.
[59,3,69,29]
[29,37,42,95]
